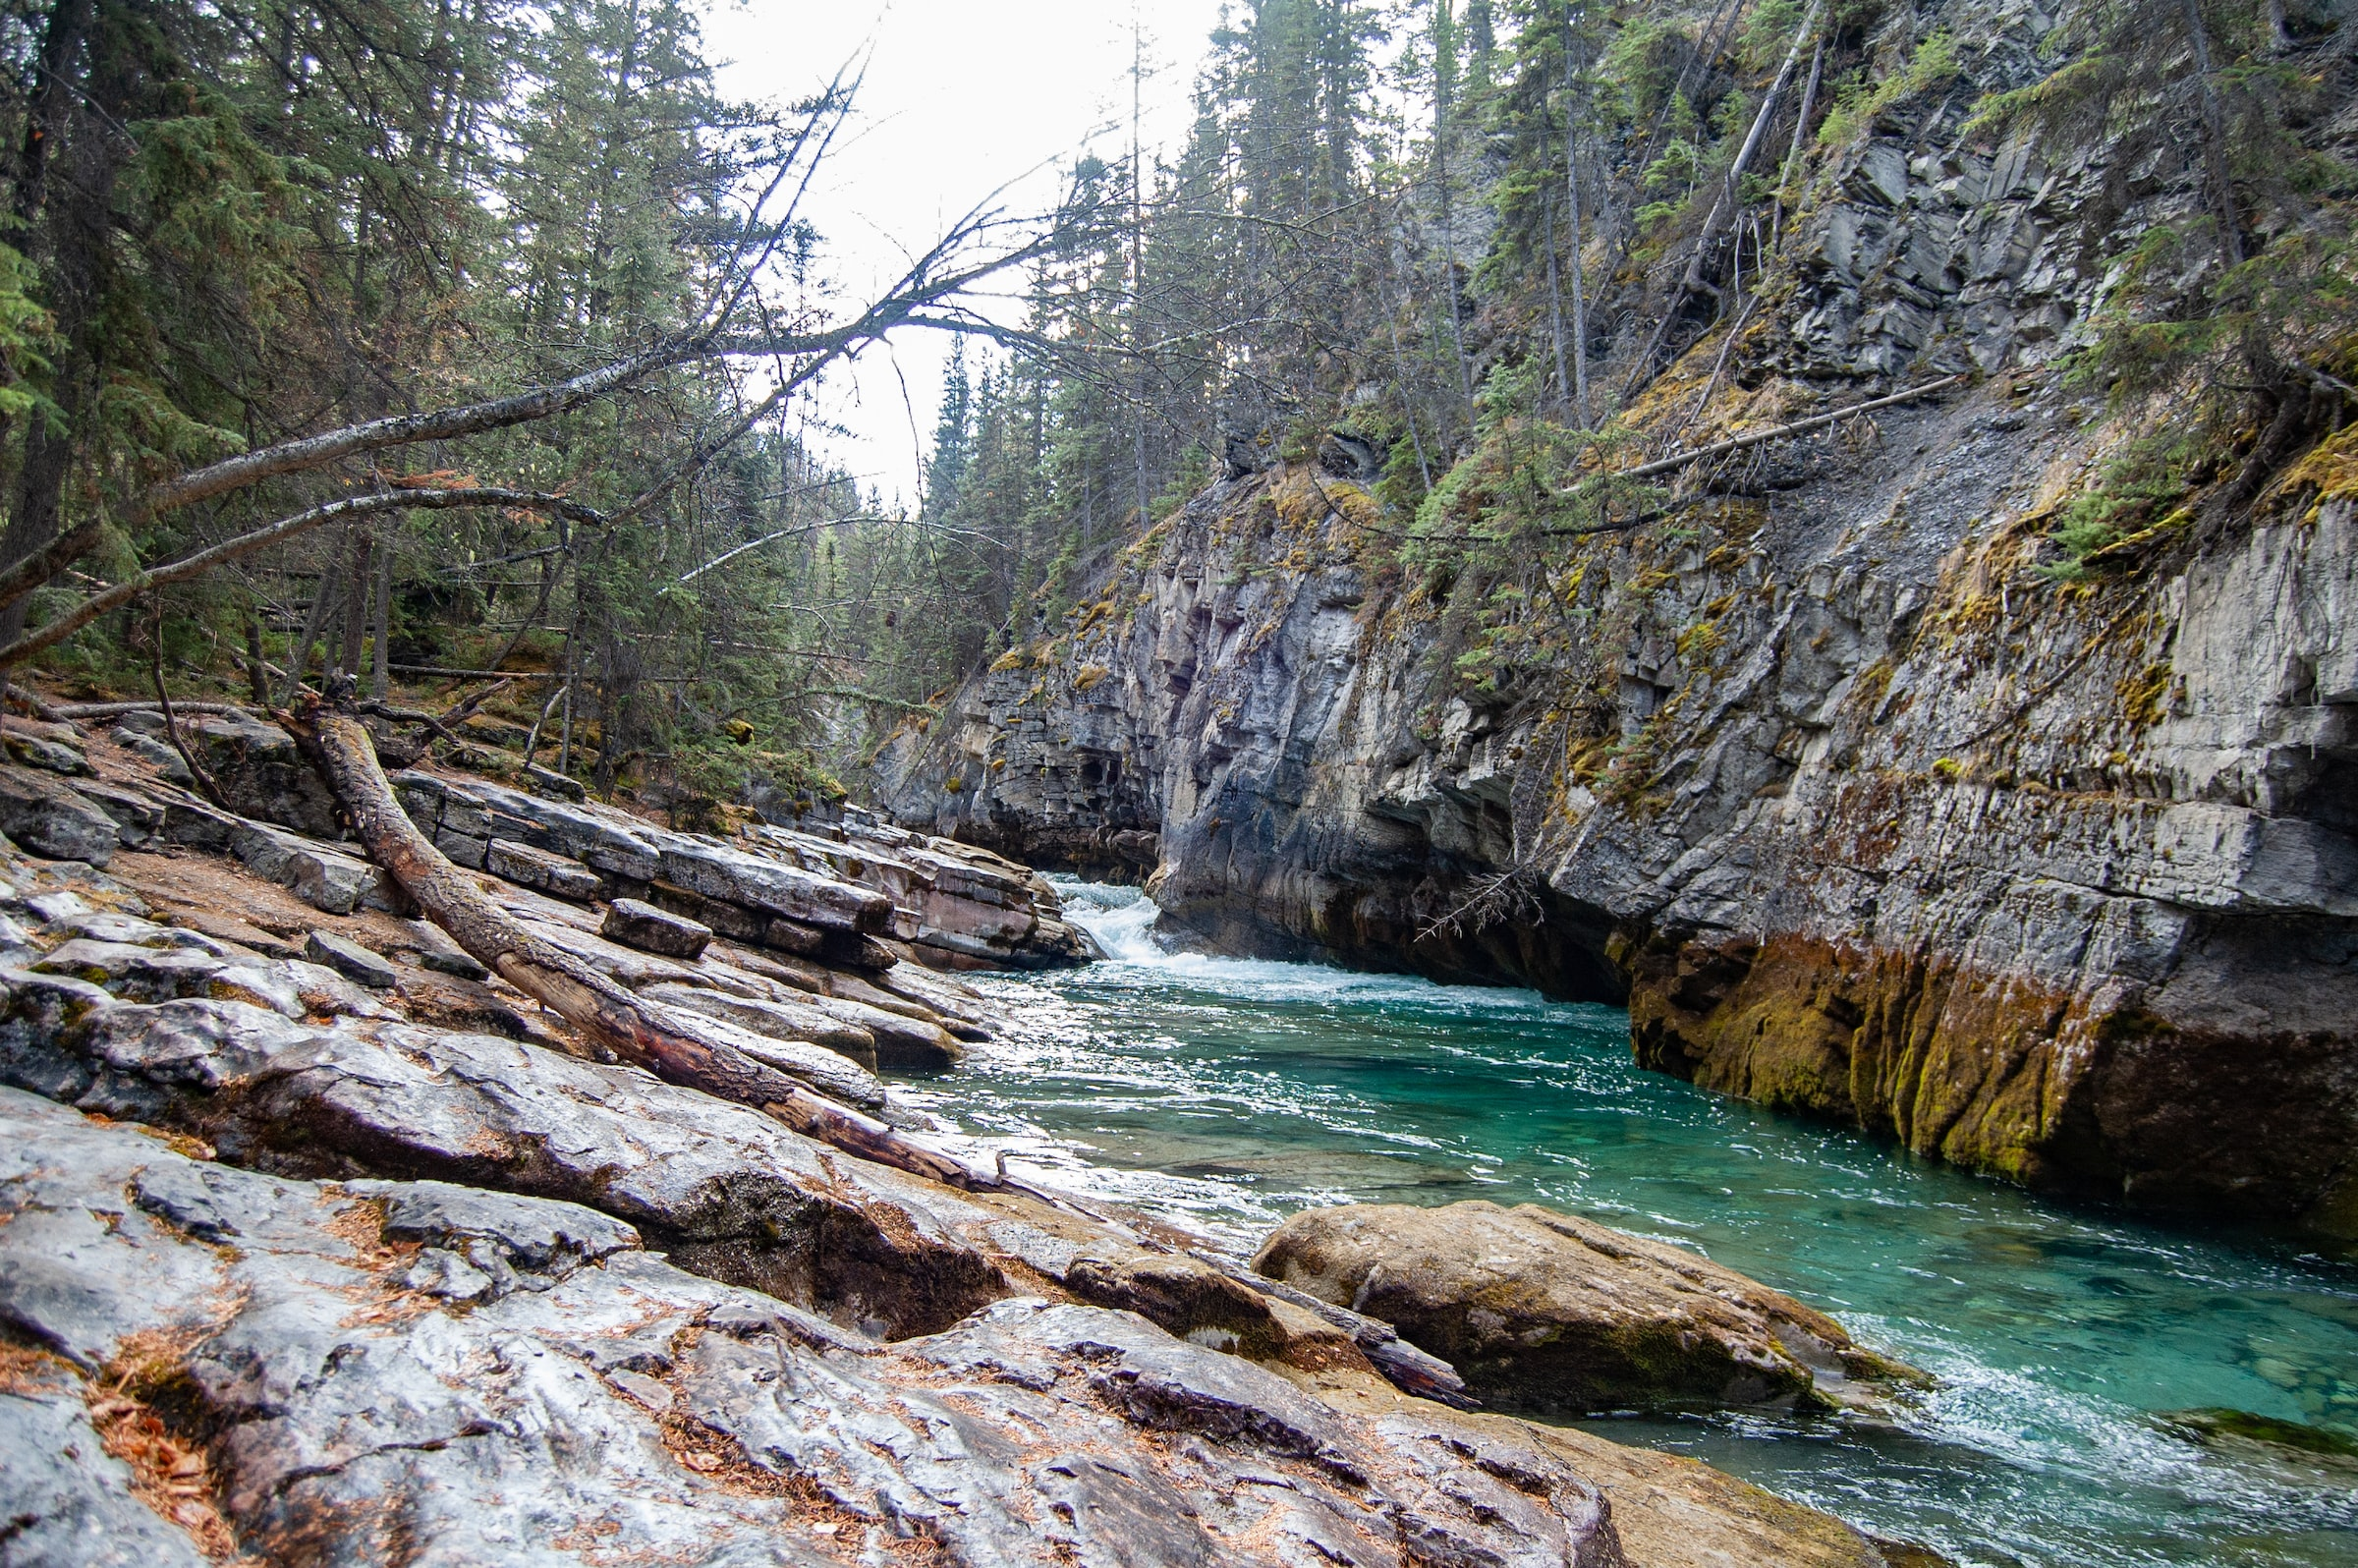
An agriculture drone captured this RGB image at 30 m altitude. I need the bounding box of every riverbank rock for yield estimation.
[1253,1200,1925,1416]
[0,779,1929,1568]
[0,1089,1638,1567]
[388,766,1095,972]
[0,764,119,866]
[602,895,711,958]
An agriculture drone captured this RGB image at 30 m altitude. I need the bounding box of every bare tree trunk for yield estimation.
[1563,0,1594,429]
[1626,0,1825,395]
[370,537,394,699]
[284,700,983,1188]
[1545,192,1571,408]
[2177,0,2245,267]
[281,554,344,705]
[245,613,271,705]
[337,531,373,680]
[1771,37,1825,253]
[1384,251,1434,490]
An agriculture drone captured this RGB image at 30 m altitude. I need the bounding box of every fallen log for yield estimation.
[282,696,982,1190]
[283,696,1482,1410]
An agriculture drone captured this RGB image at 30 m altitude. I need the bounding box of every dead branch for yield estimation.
[1416,865,1545,945]
[1554,376,1960,501]
[0,489,604,674]
[0,519,104,619]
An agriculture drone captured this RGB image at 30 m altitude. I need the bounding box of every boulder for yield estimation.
[304,930,398,988]
[5,731,90,775]
[192,712,342,836]
[523,761,587,801]
[75,779,164,848]
[111,725,196,785]
[1253,1200,1926,1416]
[639,989,887,1108]
[797,988,964,1070]
[226,819,396,916]
[656,838,891,933]
[600,896,711,959]
[0,766,118,866]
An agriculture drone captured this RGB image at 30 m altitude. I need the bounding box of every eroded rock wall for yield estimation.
[877,3,2358,1232]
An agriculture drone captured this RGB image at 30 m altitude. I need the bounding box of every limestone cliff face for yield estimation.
[879,7,2358,1232]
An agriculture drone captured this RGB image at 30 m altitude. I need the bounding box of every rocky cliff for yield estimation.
[878,4,2358,1234]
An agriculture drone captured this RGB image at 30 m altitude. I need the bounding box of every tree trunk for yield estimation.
[338,531,373,679]
[1625,0,1825,395]
[281,555,343,704]
[370,536,394,699]
[1562,0,1594,429]
[0,0,137,645]
[2176,0,2245,267]
[283,700,984,1189]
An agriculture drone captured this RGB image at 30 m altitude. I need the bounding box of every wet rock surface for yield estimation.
[1255,1201,1928,1417]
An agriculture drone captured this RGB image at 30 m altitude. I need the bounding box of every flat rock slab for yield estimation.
[0,1090,1630,1567]
[601,895,711,959]
[1254,1199,1927,1416]
[304,929,398,988]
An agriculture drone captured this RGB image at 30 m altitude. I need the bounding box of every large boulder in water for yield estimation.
[1252,1199,1925,1416]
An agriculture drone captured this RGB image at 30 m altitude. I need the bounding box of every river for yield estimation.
[892,880,2358,1568]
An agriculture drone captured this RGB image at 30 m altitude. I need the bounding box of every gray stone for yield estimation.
[419,946,491,980]
[485,836,603,900]
[356,1176,641,1268]
[0,766,117,867]
[110,729,193,785]
[523,762,587,801]
[192,712,342,837]
[6,733,91,776]
[303,930,398,988]
[73,780,164,847]
[0,1093,1631,1568]
[1255,1202,1927,1417]
[0,1356,211,1567]
[641,980,878,1073]
[797,987,964,1071]
[601,895,711,959]
[656,838,891,933]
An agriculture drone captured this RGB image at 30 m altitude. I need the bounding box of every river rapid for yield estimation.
[893,880,2358,1568]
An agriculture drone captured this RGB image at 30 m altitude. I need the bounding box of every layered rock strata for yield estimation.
[877,4,2358,1231]
[0,735,1924,1568]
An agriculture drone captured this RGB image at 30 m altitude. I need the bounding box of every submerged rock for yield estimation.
[1253,1200,1927,1416]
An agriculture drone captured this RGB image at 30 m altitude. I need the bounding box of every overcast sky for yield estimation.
[702,1,1234,507]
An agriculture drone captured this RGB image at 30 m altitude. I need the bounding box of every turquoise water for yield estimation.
[896,881,2358,1568]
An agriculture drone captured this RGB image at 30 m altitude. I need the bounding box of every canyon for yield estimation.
[876,2,2358,1233]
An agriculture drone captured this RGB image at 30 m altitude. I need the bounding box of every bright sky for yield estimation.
[702,0,1235,508]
